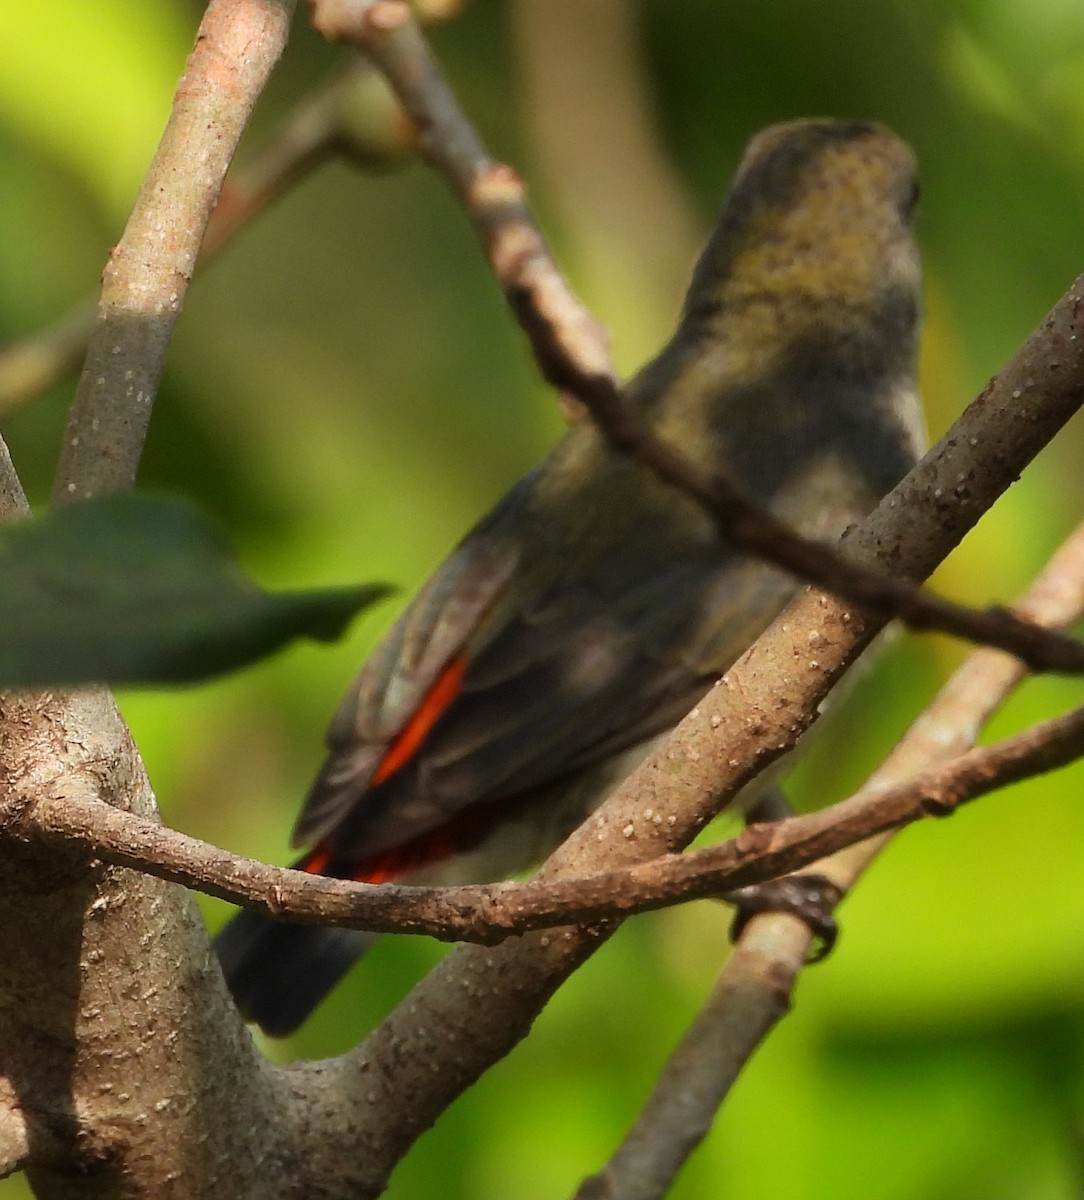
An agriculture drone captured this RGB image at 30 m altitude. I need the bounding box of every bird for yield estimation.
[215,118,927,1036]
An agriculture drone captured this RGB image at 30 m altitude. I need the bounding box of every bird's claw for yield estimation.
[727,874,842,963]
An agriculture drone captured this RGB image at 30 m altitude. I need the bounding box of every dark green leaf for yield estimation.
[0,493,393,686]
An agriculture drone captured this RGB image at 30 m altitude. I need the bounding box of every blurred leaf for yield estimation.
[0,493,392,686]
[0,0,190,214]
[942,22,1038,134]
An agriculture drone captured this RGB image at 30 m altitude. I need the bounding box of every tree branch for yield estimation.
[308,0,1084,674]
[212,57,412,248]
[0,303,99,419]
[0,6,337,1196]
[14,268,1084,943]
[11,685,1084,944]
[279,257,1084,1193]
[310,0,619,387]
[15,286,1081,1189]
[573,912,809,1200]
[49,0,296,504]
[4,3,1081,1193]
[0,1079,31,1181]
[577,515,1084,1199]
[0,53,424,419]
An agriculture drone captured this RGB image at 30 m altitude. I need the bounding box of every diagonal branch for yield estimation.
[308,0,1084,673]
[14,268,1084,938]
[0,54,422,418]
[50,0,297,505]
[10,279,1084,1196]
[576,515,1084,1200]
[289,259,1084,1194]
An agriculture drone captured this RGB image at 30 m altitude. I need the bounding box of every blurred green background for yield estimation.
[4,0,1084,1196]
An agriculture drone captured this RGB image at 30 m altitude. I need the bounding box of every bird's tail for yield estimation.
[214,846,382,1037]
[213,902,379,1036]
[214,907,377,1038]
[215,796,564,1035]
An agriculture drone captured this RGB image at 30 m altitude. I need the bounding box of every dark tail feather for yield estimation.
[214,909,377,1037]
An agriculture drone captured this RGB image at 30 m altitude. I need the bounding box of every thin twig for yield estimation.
[0,303,98,418]
[207,57,412,258]
[312,0,618,382]
[13,695,1084,941]
[578,517,1084,1200]
[0,26,458,417]
[50,0,297,505]
[574,913,809,1200]
[309,0,1084,673]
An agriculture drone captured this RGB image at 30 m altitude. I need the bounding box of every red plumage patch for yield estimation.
[371,653,468,787]
[299,653,489,884]
[300,797,505,885]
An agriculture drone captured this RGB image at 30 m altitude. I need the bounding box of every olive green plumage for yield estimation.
[216,119,926,1035]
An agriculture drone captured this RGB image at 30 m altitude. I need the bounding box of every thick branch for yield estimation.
[281,261,1084,1194]
[13,428,1082,1196]
[16,290,1084,936]
[0,6,320,1197]
[0,689,293,1199]
[50,0,296,504]
[582,516,1084,1199]
[4,5,1078,1193]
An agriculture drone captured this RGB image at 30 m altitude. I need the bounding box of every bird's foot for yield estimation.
[726,873,842,962]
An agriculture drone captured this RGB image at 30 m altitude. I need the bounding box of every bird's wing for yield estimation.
[291,500,796,857]
[289,516,526,848]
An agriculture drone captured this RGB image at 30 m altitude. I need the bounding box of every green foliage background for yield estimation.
[4,1,1084,1196]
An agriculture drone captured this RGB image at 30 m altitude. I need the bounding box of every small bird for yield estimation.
[215,119,926,1036]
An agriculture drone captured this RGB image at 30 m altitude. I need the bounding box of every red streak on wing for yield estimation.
[300,845,333,876]
[297,653,476,885]
[300,795,506,886]
[370,653,469,788]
